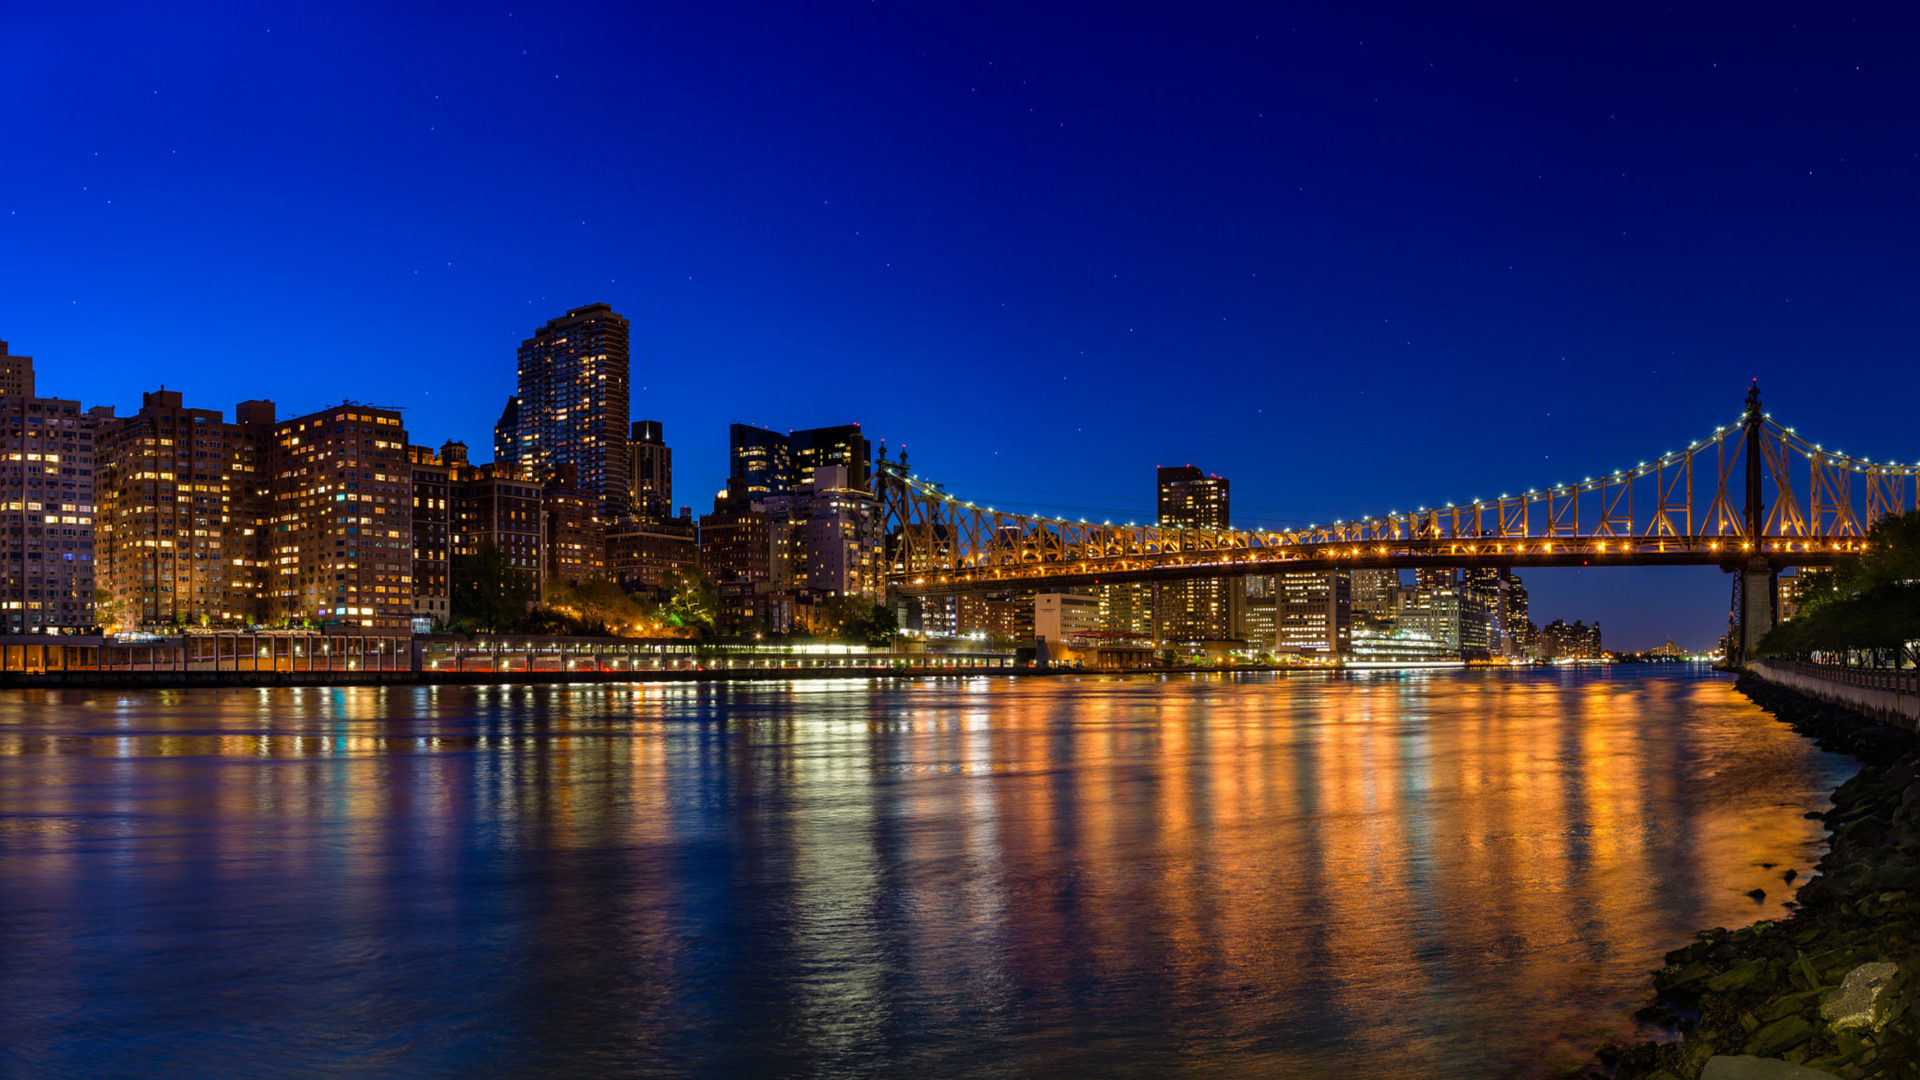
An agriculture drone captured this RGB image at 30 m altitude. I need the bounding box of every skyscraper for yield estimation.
[791,424,872,491]
[629,419,673,521]
[1155,465,1238,641]
[500,303,631,520]
[729,423,873,500]
[729,424,792,498]
[1506,573,1532,653]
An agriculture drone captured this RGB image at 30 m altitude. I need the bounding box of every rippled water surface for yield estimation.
[0,667,1854,1078]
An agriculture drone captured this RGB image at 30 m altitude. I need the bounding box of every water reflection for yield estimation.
[0,669,1852,1078]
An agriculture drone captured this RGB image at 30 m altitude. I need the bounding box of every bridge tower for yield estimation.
[1736,381,1775,663]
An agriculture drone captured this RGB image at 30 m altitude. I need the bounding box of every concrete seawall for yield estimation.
[1746,659,1920,733]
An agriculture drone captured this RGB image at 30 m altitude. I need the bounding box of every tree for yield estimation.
[450,540,536,633]
[93,587,127,632]
[661,569,716,636]
[818,594,898,643]
[524,577,658,637]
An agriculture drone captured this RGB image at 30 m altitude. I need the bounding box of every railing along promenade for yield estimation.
[1767,659,1920,697]
[1747,658,1920,733]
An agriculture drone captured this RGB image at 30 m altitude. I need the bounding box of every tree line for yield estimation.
[1757,510,1920,669]
[447,539,897,643]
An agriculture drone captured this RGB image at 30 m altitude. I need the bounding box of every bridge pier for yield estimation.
[1739,558,1776,660]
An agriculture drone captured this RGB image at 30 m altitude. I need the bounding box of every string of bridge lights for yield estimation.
[885,410,1920,542]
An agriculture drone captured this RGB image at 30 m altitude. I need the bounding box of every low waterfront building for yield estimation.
[1347,625,1457,664]
[1034,590,1101,645]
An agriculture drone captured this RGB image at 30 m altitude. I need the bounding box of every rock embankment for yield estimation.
[1603,674,1919,1080]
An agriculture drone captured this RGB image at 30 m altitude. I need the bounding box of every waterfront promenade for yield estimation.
[1747,658,1920,733]
[0,630,1014,689]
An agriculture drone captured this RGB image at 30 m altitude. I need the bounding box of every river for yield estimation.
[0,667,1854,1078]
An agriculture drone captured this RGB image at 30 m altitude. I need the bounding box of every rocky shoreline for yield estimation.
[1598,674,1919,1079]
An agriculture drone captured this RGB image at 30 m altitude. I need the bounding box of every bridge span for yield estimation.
[874,384,1916,657]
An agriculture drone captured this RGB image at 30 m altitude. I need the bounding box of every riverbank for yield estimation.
[1600,674,1919,1079]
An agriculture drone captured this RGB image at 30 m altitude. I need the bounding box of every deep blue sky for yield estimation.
[5,3,1918,649]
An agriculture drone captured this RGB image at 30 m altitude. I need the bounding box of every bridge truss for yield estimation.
[876,385,1917,596]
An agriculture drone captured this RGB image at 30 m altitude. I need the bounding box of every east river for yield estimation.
[0,667,1854,1078]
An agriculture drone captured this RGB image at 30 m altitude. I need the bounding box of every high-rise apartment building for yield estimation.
[94,391,273,628]
[449,460,544,604]
[1397,581,1493,660]
[1275,570,1352,655]
[407,444,452,627]
[605,516,696,592]
[542,465,605,586]
[629,419,673,521]
[1777,571,1813,624]
[0,340,33,398]
[0,353,98,634]
[1155,465,1238,641]
[498,303,631,521]
[271,405,414,629]
[766,465,884,603]
[701,488,775,631]
[1350,569,1401,620]
[1097,582,1156,643]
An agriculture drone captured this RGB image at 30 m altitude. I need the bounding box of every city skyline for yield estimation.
[7,5,1920,647]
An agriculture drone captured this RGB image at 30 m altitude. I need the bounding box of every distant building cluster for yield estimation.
[1002,459,1605,666]
[0,316,1607,653]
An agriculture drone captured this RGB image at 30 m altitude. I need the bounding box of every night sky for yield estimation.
[5,4,1917,649]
